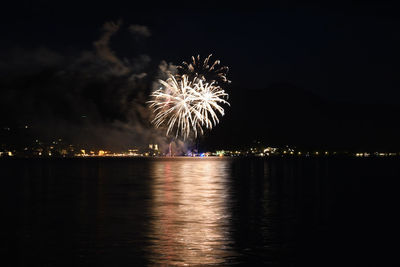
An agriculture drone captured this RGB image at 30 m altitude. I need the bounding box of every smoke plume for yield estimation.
[0,20,177,153]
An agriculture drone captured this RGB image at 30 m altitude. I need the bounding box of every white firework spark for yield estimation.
[149,74,229,140]
[149,75,197,139]
[178,54,231,85]
[191,79,229,135]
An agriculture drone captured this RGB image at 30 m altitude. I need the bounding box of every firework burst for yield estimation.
[177,54,231,85]
[149,75,196,139]
[191,79,229,135]
[149,73,230,140]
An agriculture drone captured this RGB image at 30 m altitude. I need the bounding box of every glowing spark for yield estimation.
[177,54,231,85]
[191,79,229,135]
[149,75,197,139]
[149,74,229,140]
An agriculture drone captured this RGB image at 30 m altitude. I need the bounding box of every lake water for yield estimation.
[2,157,400,266]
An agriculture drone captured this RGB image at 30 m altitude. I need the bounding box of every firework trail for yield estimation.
[177,54,231,85]
[149,72,229,140]
[149,75,198,139]
[191,79,229,135]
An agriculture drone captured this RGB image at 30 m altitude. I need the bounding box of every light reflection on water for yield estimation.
[5,158,399,266]
[149,158,235,266]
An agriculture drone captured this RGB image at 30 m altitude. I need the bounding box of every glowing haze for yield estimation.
[149,55,230,140]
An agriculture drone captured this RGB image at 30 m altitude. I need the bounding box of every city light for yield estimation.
[1,135,399,159]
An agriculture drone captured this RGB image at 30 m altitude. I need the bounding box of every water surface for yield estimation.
[3,157,400,266]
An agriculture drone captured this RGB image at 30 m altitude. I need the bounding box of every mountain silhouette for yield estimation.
[202,83,400,151]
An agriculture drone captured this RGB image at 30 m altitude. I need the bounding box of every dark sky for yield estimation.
[2,1,400,103]
[1,1,400,150]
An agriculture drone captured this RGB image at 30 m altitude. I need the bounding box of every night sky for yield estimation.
[1,1,400,151]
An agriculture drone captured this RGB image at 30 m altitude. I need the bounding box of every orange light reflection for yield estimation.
[149,158,234,266]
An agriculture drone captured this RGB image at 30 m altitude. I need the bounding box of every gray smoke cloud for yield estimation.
[93,20,130,76]
[129,24,151,38]
[0,20,179,153]
[152,60,178,91]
